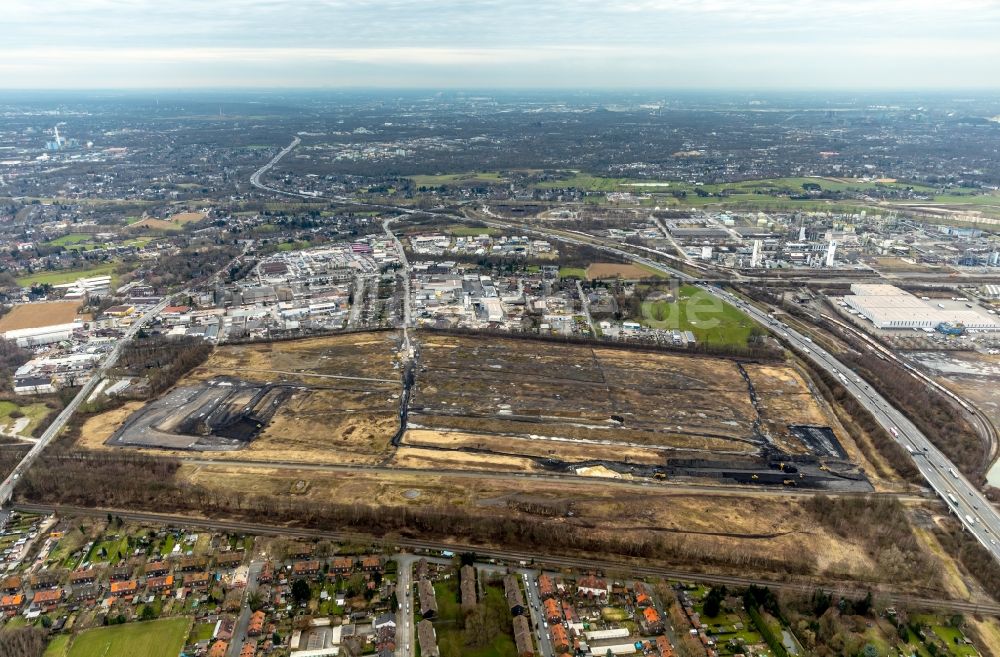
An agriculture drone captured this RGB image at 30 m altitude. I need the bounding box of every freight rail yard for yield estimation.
[86,329,872,492]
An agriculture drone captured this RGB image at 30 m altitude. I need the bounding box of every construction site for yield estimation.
[87,330,872,491]
[400,333,872,491]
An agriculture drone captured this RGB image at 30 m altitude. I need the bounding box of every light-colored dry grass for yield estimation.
[403,429,667,465]
[0,300,83,332]
[169,211,207,224]
[129,218,180,231]
[171,461,934,588]
[390,446,537,472]
[77,401,145,449]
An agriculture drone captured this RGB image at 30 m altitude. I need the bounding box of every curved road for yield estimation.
[247,140,1000,560]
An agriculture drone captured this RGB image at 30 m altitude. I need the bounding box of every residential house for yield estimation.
[248,610,266,636]
[537,574,555,600]
[417,578,438,619]
[550,624,570,653]
[503,575,525,616]
[374,613,396,631]
[417,619,440,657]
[512,614,535,657]
[460,565,477,611]
[69,569,97,586]
[543,598,561,624]
[292,560,321,577]
[257,562,274,584]
[110,580,138,598]
[239,642,256,657]
[215,552,244,568]
[183,572,211,589]
[0,575,21,594]
[576,576,609,599]
[147,575,174,594]
[656,635,675,657]
[208,640,228,657]
[178,556,208,572]
[31,589,62,611]
[361,556,383,573]
[145,560,170,577]
[330,556,354,575]
[641,607,664,634]
[110,566,132,581]
[0,594,24,613]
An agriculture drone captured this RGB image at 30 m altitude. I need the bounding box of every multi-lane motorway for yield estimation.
[245,139,1000,560]
[712,287,1000,559]
[475,214,1000,559]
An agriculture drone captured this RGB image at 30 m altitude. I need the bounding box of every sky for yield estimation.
[3,0,1000,89]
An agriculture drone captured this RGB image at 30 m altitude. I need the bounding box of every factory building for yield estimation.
[845,284,1000,330]
[3,321,83,347]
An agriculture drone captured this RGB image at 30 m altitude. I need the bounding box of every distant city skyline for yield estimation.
[3,0,1000,90]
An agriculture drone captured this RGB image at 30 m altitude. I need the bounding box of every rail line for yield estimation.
[14,503,999,616]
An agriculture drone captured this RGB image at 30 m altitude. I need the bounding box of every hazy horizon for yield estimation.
[4,0,1000,90]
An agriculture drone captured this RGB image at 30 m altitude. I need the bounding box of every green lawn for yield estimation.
[275,240,312,252]
[639,285,755,346]
[0,400,52,437]
[67,618,191,657]
[558,266,587,279]
[43,635,70,657]
[446,225,500,237]
[16,262,117,287]
[47,233,95,247]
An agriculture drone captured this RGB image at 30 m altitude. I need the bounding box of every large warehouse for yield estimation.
[845,284,1000,330]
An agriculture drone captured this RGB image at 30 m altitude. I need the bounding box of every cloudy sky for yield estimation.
[3,0,1000,89]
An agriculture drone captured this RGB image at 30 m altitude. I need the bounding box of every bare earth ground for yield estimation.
[79,333,401,465]
[170,460,943,592]
[64,331,982,597]
[169,211,208,224]
[0,300,83,332]
[586,262,652,279]
[409,335,844,461]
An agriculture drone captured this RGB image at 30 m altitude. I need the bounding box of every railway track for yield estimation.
[14,503,1000,616]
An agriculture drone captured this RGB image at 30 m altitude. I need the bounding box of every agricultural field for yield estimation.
[64,617,190,657]
[409,172,506,187]
[128,218,182,231]
[586,262,663,280]
[168,211,208,224]
[15,262,118,287]
[0,300,84,332]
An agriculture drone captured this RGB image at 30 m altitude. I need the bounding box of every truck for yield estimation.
[965,514,977,525]
[950,468,958,479]
[948,493,959,505]
[904,445,915,454]
[889,426,899,438]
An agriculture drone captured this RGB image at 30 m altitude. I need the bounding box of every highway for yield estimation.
[249,136,301,193]
[466,212,1000,562]
[712,288,1000,559]
[0,297,170,505]
[245,141,1000,557]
